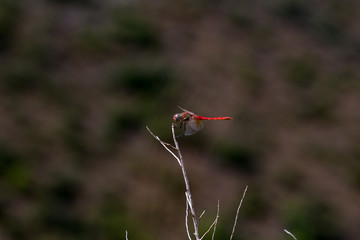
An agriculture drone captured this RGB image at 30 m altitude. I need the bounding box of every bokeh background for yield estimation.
[0,0,360,239]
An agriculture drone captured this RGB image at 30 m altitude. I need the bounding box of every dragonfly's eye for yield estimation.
[173,114,181,122]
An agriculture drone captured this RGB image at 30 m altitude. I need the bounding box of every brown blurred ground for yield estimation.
[0,0,359,239]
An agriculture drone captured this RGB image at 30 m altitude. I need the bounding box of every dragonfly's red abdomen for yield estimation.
[195,116,233,121]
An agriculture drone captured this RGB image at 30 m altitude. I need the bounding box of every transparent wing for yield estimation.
[177,106,196,116]
[184,118,203,136]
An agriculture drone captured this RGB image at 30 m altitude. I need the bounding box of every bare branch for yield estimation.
[212,200,220,240]
[146,126,181,166]
[185,191,199,239]
[185,198,192,240]
[171,124,183,162]
[198,210,206,221]
[172,124,200,240]
[200,200,220,240]
[284,229,298,240]
[147,124,200,240]
[230,185,248,240]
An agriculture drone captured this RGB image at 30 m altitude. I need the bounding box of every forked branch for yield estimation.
[200,200,220,240]
[147,124,200,240]
[147,124,248,240]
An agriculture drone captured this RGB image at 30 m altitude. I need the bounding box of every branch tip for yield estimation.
[230,185,248,240]
[284,229,297,240]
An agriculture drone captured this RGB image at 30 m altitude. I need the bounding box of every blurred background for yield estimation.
[0,0,359,239]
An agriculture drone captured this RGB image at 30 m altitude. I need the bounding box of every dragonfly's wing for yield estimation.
[177,106,196,116]
[184,118,203,136]
[184,124,201,136]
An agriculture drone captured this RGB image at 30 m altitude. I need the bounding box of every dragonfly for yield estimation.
[173,107,232,136]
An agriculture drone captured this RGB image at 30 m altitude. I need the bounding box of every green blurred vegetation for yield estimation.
[109,62,174,97]
[276,165,304,191]
[111,8,161,49]
[0,60,47,93]
[213,141,260,174]
[59,108,88,159]
[241,187,269,220]
[39,174,84,238]
[237,59,264,96]
[47,0,93,5]
[0,0,20,51]
[282,56,318,89]
[0,143,32,193]
[104,108,145,145]
[273,0,357,45]
[282,197,345,240]
[273,0,311,25]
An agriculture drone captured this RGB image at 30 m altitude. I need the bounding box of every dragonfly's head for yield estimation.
[173,113,182,122]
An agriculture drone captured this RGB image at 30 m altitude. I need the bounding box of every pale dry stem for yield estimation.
[147,125,247,240]
[146,126,181,166]
[212,200,220,240]
[185,198,191,240]
[147,124,200,240]
[230,185,248,240]
[200,200,220,240]
[198,210,206,221]
[284,229,298,240]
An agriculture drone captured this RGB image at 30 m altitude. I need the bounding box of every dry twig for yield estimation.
[211,200,220,240]
[147,124,248,240]
[147,124,200,240]
[146,126,181,166]
[185,198,191,240]
[198,210,206,221]
[284,229,298,240]
[230,185,248,240]
[200,200,220,240]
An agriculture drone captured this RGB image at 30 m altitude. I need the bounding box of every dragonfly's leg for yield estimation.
[173,122,180,129]
[175,122,186,138]
[175,132,184,138]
